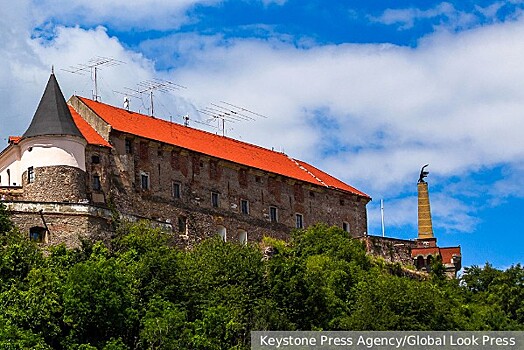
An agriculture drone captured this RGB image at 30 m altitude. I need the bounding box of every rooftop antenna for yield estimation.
[122,79,186,117]
[63,56,124,102]
[197,101,268,136]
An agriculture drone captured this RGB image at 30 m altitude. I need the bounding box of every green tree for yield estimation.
[0,202,13,234]
[62,242,139,348]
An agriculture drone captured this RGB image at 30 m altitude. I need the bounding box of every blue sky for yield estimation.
[1,0,523,269]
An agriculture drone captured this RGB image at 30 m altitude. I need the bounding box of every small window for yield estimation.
[238,229,247,245]
[125,138,133,154]
[295,213,304,229]
[211,192,219,208]
[340,199,345,206]
[92,175,101,191]
[217,225,227,242]
[269,206,278,223]
[141,173,149,190]
[178,216,187,234]
[172,182,181,199]
[342,222,350,233]
[91,155,100,164]
[29,226,46,243]
[241,199,249,214]
[27,167,34,184]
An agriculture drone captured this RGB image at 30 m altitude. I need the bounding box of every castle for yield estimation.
[0,74,461,276]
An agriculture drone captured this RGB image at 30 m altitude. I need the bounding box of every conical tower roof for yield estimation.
[23,74,83,139]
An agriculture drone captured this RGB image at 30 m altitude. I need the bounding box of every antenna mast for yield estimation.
[197,101,267,136]
[63,57,124,101]
[123,79,186,116]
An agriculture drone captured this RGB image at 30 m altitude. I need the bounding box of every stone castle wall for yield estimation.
[80,131,369,245]
[21,165,87,203]
[360,235,417,266]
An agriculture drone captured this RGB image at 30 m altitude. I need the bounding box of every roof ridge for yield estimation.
[76,96,290,157]
[288,157,328,187]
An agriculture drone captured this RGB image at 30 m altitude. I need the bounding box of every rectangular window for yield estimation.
[241,199,249,214]
[125,138,133,154]
[211,192,219,208]
[343,222,350,233]
[269,206,278,223]
[27,167,34,184]
[178,216,187,234]
[92,175,101,191]
[91,155,100,164]
[295,213,304,229]
[141,173,149,190]
[172,182,181,199]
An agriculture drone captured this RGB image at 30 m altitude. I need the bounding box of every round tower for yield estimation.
[19,73,88,202]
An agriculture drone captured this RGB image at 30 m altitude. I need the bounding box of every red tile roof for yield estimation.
[8,136,22,145]
[76,96,369,198]
[439,247,461,264]
[69,106,111,148]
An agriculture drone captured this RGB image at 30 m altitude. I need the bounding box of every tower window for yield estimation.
[269,206,278,223]
[343,222,350,233]
[211,192,219,208]
[241,199,249,214]
[27,167,34,184]
[91,155,100,164]
[295,213,304,229]
[92,175,101,191]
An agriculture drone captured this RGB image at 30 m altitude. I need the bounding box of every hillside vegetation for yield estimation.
[0,203,522,349]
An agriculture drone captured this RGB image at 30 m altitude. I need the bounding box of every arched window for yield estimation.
[217,225,227,242]
[416,256,425,270]
[237,229,247,245]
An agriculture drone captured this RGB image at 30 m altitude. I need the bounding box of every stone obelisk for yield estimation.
[417,164,434,240]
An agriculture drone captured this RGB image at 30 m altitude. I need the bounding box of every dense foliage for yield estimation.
[0,207,522,349]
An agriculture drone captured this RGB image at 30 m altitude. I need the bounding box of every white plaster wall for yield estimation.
[19,136,87,172]
[0,145,22,186]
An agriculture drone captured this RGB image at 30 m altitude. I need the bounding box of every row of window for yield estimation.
[217,226,247,244]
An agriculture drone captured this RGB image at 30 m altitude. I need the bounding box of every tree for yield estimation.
[0,202,13,234]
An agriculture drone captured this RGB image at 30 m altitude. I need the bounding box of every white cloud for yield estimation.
[372,2,509,31]
[30,0,222,31]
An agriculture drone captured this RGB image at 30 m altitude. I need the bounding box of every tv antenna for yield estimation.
[63,56,124,101]
[121,79,186,117]
[197,101,267,136]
